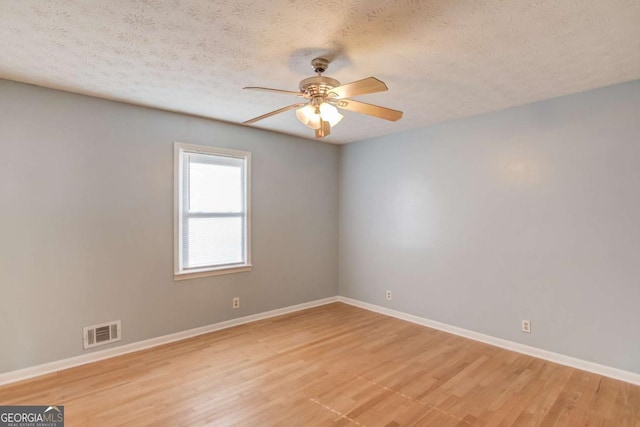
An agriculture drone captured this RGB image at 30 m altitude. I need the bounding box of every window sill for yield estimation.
[174,264,252,281]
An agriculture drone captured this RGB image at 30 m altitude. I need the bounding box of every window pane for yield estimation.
[186,216,244,268]
[175,144,251,277]
[188,158,243,213]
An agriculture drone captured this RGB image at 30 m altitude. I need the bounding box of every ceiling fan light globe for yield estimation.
[319,102,344,127]
[306,115,321,129]
[296,105,321,129]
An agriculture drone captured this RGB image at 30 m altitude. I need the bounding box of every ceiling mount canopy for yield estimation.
[243,57,403,138]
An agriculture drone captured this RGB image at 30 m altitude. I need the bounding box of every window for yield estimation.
[174,143,251,279]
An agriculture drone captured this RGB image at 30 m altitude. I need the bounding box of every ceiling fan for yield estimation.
[242,57,403,138]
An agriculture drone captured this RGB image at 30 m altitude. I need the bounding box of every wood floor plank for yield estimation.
[0,303,638,426]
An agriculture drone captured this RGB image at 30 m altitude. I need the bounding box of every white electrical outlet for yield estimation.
[233,297,240,309]
[521,319,531,333]
[386,290,392,301]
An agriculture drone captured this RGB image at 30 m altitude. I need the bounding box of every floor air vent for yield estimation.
[83,320,121,349]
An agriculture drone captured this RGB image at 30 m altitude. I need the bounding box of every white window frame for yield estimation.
[174,142,251,280]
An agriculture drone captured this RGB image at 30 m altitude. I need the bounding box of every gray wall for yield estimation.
[3,76,639,377]
[0,79,339,374]
[339,80,640,374]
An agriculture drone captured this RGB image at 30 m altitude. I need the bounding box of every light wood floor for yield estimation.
[1,303,639,426]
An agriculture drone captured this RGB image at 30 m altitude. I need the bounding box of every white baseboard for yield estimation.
[338,296,640,387]
[4,295,639,388]
[0,296,338,387]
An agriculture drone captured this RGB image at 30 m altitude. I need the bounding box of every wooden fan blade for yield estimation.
[243,103,307,125]
[334,99,403,121]
[315,120,330,138]
[243,87,302,96]
[328,77,388,99]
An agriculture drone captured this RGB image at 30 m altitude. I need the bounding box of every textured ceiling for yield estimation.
[1,0,640,144]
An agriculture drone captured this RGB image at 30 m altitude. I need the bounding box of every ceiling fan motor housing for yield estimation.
[299,76,341,98]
